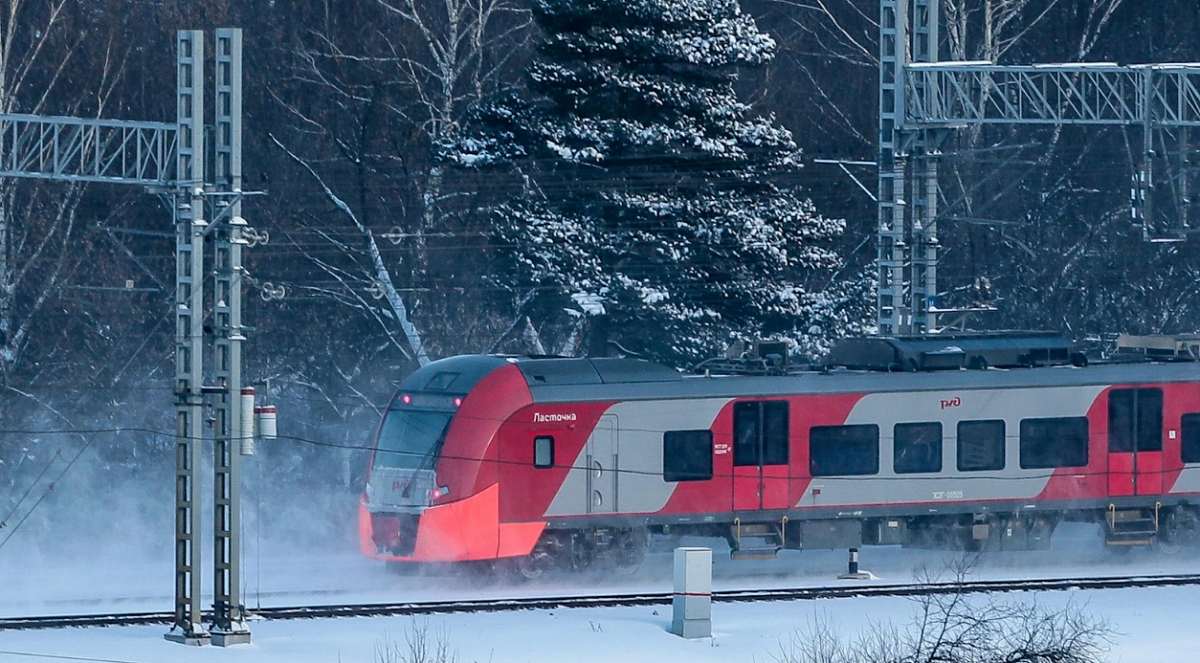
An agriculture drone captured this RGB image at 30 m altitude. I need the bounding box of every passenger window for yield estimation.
[732,401,790,466]
[1019,417,1089,469]
[533,436,554,469]
[733,402,758,466]
[1137,389,1164,452]
[810,424,879,477]
[1182,414,1200,463]
[663,430,714,482]
[894,422,942,474]
[762,402,789,465]
[957,420,1005,471]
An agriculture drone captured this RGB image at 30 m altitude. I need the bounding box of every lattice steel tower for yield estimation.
[877,1,1200,335]
[0,28,257,647]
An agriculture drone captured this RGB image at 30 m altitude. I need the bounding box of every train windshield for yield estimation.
[374,406,454,469]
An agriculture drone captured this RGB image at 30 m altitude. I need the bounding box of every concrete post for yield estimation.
[671,547,712,639]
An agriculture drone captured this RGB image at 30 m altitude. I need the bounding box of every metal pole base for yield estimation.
[165,629,211,646]
[212,630,252,647]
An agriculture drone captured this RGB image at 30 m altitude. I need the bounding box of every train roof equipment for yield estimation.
[824,331,1084,372]
[1115,334,1200,360]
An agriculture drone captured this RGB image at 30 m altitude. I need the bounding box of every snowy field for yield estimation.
[1,583,1198,662]
[2,521,1200,661]
[4,523,1200,617]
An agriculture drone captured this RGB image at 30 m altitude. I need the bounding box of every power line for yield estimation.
[0,433,100,554]
[0,650,158,663]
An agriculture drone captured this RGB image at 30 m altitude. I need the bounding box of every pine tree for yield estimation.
[443,0,871,365]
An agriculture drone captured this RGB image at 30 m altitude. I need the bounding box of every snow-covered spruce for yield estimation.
[442,0,871,365]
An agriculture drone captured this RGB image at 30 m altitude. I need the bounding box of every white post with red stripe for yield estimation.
[671,547,712,639]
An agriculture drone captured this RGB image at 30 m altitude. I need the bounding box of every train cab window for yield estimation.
[1182,414,1200,463]
[733,401,790,466]
[663,430,714,482]
[894,422,942,474]
[957,420,1005,472]
[423,372,460,391]
[1019,417,1089,469]
[533,436,554,469]
[810,424,879,476]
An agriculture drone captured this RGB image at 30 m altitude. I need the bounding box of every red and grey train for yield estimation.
[359,343,1200,575]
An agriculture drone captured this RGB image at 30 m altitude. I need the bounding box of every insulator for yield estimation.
[255,405,277,440]
[240,388,256,455]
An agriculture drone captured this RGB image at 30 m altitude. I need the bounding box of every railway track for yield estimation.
[5,573,1200,631]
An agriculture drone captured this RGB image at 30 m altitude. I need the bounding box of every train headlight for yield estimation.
[430,485,451,500]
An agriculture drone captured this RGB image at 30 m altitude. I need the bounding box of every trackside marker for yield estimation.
[838,547,873,580]
[671,547,712,639]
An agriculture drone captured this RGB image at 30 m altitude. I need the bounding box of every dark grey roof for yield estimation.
[399,355,510,394]
[515,357,681,387]
[524,359,1200,403]
[401,354,1200,405]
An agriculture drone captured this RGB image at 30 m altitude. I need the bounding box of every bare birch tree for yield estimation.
[266,0,531,369]
[0,0,126,388]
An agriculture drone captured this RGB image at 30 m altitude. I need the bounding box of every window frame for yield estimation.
[732,400,790,467]
[663,430,715,482]
[956,419,1006,472]
[761,401,790,466]
[533,435,555,469]
[1109,388,1164,453]
[1018,416,1090,469]
[1182,413,1200,464]
[809,424,880,477]
[893,421,943,474]
[733,402,759,467]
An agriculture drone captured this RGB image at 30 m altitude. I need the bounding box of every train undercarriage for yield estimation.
[494,502,1200,579]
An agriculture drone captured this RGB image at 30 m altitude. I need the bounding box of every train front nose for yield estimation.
[364,467,435,556]
[369,512,420,556]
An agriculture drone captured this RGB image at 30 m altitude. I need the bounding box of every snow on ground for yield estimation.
[2,522,1198,618]
[1,583,1198,663]
[3,520,1200,661]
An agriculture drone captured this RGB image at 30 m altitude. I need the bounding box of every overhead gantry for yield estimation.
[878,0,1200,335]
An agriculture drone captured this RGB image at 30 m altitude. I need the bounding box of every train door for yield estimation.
[586,415,618,514]
[1108,388,1164,497]
[732,401,790,511]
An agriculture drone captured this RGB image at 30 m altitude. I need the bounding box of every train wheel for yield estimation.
[613,529,649,576]
[512,534,566,581]
[1158,508,1200,555]
[514,549,555,580]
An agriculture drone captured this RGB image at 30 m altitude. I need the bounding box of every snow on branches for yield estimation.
[443,0,870,365]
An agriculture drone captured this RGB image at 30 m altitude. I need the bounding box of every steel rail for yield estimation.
[5,573,1200,631]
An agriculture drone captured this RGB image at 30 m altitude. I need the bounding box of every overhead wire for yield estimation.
[0,417,1181,486]
[0,432,102,554]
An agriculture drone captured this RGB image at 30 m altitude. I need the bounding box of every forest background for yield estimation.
[2,0,1199,554]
